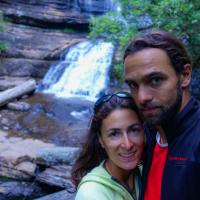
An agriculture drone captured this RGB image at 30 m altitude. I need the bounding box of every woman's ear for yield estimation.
[180,64,192,88]
[98,136,104,148]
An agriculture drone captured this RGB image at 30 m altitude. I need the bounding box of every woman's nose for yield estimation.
[121,134,133,150]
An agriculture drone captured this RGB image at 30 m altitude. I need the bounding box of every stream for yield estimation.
[2,92,94,147]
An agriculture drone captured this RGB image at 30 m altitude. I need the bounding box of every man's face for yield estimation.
[124,48,182,126]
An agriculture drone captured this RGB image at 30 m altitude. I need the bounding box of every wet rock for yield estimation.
[34,190,75,200]
[0,130,80,199]
[0,22,87,78]
[2,126,9,131]
[0,0,112,29]
[0,181,45,199]
[1,118,10,127]
[0,156,35,181]
[36,147,80,166]
[0,164,34,181]
[0,131,55,178]
[7,101,31,111]
[0,57,54,78]
[36,165,74,189]
[15,161,37,176]
[0,76,30,91]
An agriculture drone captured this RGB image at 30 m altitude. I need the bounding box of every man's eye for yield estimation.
[151,77,162,85]
[127,82,137,90]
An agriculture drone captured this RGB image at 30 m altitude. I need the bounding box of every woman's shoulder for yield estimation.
[75,163,113,200]
[78,162,110,188]
[75,180,112,200]
[80,161,109,180]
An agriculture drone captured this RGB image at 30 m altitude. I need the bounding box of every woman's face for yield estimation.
[99,108,145,173]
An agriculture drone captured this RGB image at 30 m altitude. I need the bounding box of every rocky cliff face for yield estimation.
[0,0,113,29]
[0,0,113,78]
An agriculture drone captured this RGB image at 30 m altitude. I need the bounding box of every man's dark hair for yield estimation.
[123,30,192,74]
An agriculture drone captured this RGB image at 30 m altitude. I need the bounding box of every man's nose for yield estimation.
[137,86,153,105]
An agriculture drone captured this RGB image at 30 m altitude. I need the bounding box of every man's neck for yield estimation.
[179,92,191,113]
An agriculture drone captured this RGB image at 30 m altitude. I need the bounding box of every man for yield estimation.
[123,30,200,200]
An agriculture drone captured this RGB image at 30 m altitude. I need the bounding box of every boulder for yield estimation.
[0,22,87,78]
[34,190,75,200]
[7,101,31,111]
[0,76,30,91]
[36,147,80,166]
[35,165,74,189]
[0,131,55,179]
[0,181,44,199]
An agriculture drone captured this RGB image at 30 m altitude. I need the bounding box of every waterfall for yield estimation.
[74,0,117,14]
[40,40,115,101]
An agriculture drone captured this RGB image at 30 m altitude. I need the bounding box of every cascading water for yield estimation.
[40,40,115,101]
[74,0,116,14]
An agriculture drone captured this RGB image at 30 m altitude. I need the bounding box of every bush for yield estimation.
[149,0,200,67]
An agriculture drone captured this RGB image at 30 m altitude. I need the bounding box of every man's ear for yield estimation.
[180,64,192,88]
[99,137,104,148]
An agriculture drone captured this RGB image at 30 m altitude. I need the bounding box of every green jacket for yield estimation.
[75,161,141,200]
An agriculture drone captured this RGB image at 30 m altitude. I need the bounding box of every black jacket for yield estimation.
[141,97,200,200]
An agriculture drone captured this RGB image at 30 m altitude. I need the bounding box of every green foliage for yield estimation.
[110,63,124,84]
[0,176,15,182]
[63,27,78,33]
[148,0,200,66]
[0,14,3,32]
[89,0,200,85]
[89,12,136,47]
[0,11,6,54]
[0,42,6,53]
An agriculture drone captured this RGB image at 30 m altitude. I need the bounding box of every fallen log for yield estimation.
[0,79,36,107]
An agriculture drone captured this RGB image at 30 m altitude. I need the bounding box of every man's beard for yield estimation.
[141,81,182,127]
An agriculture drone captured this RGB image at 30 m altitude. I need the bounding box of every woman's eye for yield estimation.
[109,131,121,138]
[130,128,139,134]
[129,126,143,136]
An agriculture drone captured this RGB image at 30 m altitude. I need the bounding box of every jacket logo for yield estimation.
[168,156,188,161]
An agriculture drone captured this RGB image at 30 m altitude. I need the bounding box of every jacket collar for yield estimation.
[164,96,199,142]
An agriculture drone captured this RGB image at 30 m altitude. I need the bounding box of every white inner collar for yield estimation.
[156,132,168,147]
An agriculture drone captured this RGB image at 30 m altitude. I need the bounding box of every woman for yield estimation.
[71,91,145,200]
